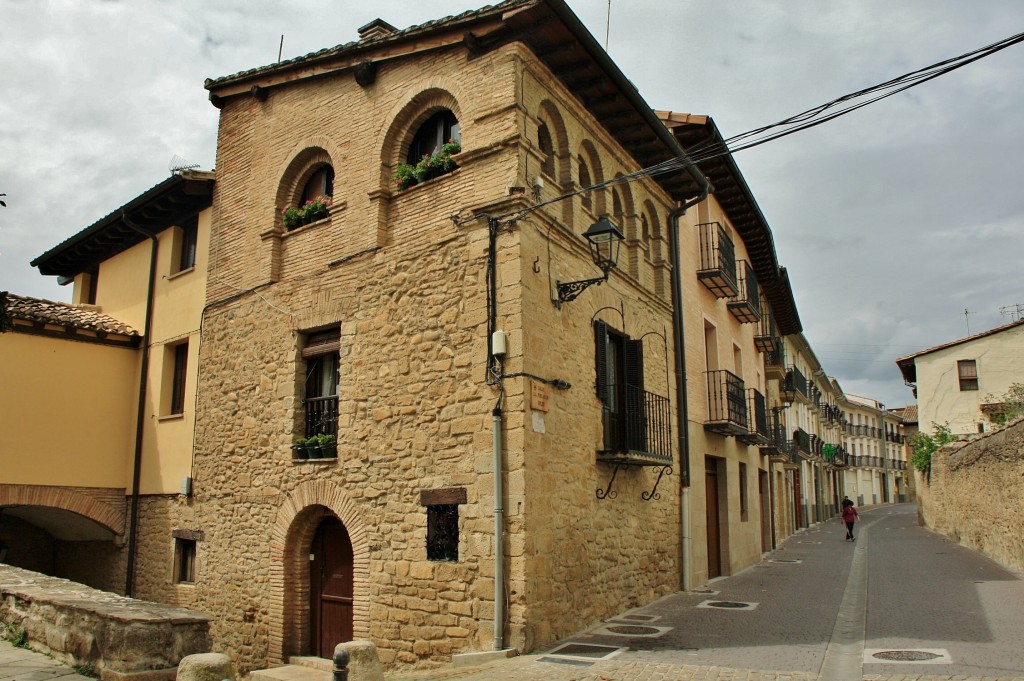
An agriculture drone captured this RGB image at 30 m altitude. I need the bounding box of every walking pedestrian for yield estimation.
[842,502,859,541]
[842,495,853,508]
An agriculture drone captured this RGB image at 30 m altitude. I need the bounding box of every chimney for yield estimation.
[358,19,398,41]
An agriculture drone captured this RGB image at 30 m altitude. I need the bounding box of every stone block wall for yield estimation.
[0,564,211,680]
[918,418,1024,573]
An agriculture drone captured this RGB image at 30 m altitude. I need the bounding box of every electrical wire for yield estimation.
[487,28,1024,225]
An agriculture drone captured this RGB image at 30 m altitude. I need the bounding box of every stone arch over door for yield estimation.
[268,481,370,663]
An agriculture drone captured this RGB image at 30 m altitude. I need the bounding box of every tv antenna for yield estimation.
[168,155,200,174]
[999,303,1024,322]
[963,307,977,335]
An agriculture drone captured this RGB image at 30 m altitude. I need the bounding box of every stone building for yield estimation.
[2,0,906,675]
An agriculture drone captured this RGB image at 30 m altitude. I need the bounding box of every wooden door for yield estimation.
[705,460,721,579]
[759,470,771,552]
[310,516,354,658]
[793,469,803,529]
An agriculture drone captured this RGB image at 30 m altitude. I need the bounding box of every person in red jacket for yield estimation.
[842,503,859,541]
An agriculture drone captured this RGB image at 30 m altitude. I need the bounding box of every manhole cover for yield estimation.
[605,625,661,635]
[538,657,594,667]
[873,650,942,661]
[620,614,657,622]
[708,601,748,608]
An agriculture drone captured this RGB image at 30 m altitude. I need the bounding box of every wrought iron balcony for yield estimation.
[793,428,812,457]
[738,388,769,445]
[305,395,339,438]
[760,411,789,462]
[598,385,673,466]
[780,366,807,402]
[754,298,778,353]
[764,343,786,381]
[696,222,739,298]
[727,260,761,324]
[704,369,748,436]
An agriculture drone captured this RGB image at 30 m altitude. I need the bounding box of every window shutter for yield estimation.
[302,328,341,358]
[594,320,608,402]
[624,337,645,393]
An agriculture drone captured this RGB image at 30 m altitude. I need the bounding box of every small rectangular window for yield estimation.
[739,462,748,520]
[958,360,978,391]
[174,538,196,583]
[426,504,459,562]
[179,219,198,272]
[170,342,189,415]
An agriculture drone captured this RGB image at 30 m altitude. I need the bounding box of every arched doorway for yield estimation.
[309,515,354,658]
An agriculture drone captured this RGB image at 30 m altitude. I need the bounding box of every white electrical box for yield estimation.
[492,330,507,356]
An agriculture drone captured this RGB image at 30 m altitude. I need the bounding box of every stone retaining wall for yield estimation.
[917,418,1024,574]
[0,564,212,681]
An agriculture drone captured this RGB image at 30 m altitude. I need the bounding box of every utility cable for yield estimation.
[481,28,1024,226]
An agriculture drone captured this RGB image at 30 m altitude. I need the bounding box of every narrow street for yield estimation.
[389,503,1024,680]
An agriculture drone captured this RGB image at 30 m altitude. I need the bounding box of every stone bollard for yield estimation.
[333,641,383,681]
[175,653,235,681]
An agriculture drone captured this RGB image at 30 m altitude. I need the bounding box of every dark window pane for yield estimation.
[171,343,189,415]
[179,219,198,272]
[427,504,458,561]
[408,110,460,163]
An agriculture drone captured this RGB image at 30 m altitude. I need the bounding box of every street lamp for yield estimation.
[556,217,625,304]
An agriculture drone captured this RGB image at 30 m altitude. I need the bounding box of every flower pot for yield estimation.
[292,443,310,460]
[321,443,338,458]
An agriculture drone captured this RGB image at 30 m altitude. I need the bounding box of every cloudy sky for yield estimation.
[3,0,1022,408]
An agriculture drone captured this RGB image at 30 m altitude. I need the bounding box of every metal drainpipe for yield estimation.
[492,406,505,650]
[122,211,158,597]
[669,182,709,592]
[486,218,506,651]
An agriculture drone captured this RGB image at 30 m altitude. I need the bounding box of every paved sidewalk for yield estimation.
[0,639,93,681]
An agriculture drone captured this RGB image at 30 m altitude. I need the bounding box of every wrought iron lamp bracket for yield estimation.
[557,275,608,303]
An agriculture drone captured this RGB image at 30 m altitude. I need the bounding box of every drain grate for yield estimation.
[864,648,951,665]
[611,613,661,623]
[538,657,594,667]
[697,600,758,611]
[545,643,626,661]
[874,650,941,661]
[606,625,660,635]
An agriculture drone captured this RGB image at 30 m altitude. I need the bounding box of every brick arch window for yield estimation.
[538,122,555,177]
[277,147,336,231]
[301,164,334,205]
[578,156,593,210]
[393,108,461,190]
[407,109,460,163]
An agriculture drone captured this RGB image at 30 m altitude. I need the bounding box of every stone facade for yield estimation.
[917,418,1024,574]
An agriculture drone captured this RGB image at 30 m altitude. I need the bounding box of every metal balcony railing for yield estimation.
[305,395,339,438]
[599,385,673,466]
[697,222,739,298]
[704,369,748,436]
[727,260,761,324]
[754,299,778,353]
[739,388,769,445]
[782,366,808,399]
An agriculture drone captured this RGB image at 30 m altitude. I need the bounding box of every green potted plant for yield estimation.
[291,437,311,460]
[311,433,337,458]
[281,195,333,230]
[392,139,461,191]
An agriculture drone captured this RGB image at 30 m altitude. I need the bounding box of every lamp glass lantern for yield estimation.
[555,217,625,305]
[583,216,625,276]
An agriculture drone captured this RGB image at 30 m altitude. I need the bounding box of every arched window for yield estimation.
[301,165,334,205]
[538,123,554,177]
[641,214,651,244]
[407,110,460,164]
[579,157,592,210]
[394,109,461,191]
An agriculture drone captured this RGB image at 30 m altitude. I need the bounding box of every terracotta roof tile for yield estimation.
[3,293,139,337]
